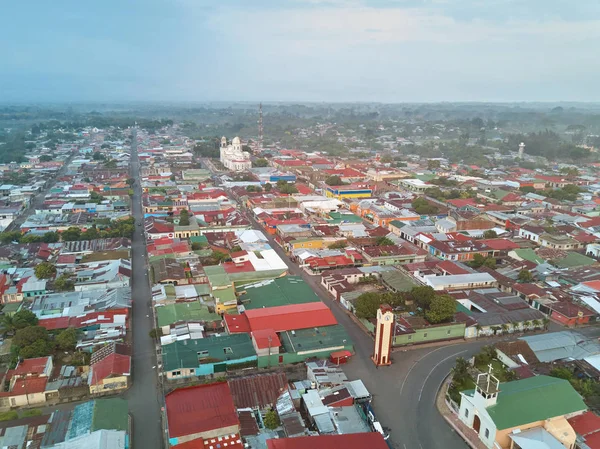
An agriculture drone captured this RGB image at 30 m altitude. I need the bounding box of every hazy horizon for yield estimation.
[3,0,600,103]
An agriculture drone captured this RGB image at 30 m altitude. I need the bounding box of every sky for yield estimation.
[2,0,600,103]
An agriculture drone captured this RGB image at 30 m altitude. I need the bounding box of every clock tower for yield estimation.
[372,304,394,367]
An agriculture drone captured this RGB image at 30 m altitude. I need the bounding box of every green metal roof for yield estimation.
[456,302,473,316]
[162,333,255,371]
[513,249,545,264]
[204,265,232,288]
[212,286,236,303]
[156,301,220,327]
[189,235,209,245]
[2,302,22,315]
[381,270,419,292]
[239,276,320,310]
[91,398,129,432]
[280,325,353,354]
[555,252,596,268]
[486,375,587,430]
[389,220,407,229]
[326,212,363,224]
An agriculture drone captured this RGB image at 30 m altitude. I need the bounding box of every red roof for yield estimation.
[12,377,47,395]
[437,260,470,275]
[512,283,546,298]
[446,198,477,208]
[568,411,600,437]
[13,357,49,377]
[90,353,131,385]
[223,260,255,274]
[57,254,77,264]
[481,239,520,251]
[165,382,239,438]
[266,433,388,449]
[245,302,337,332]
[252,329,281,349]
[224,314,252,334]
[582,280,600,291]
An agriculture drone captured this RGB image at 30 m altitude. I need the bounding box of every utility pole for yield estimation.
[258,103,263,152]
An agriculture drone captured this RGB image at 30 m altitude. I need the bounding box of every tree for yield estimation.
[424,294,456,324]
[375,236,394,246]
[126,178,136,186]
[179,209,190,226]
[380,154,393,164]
[427,159,441,170]
[191,242,203,250]
[264,410,280,430]
[264,183,272,192]
[253,158,269,168]
[54,274,75,292]
[104,159,117,168]
[517,269,533,283]
[0,315,16,336]
[92,152,105,161]
[20,234,42,243]
[549,366,573,381]
[483,230,497,239]
[170,175,176,181]
[475,324,483,338]
[410,286,437,309]
[61,227,82,241]
[13,326,50,348]
[519,186,536,193]
[452,357,470,383]
[532,319,542,330]
[542,317,550,330]
[355,292,384,319]
[412,197,439,215]
[149,328,159,339]
[0,231,22,244]
[325,175,345,186]
[277,180,298,194]
[42,232,60,243]
[34,262,56,279]
[39,154,53,162]
[13,310,39,330]
[246,185,263,193]
[19,339,54,359]
[500,323,509,334]
[328,240,348,249]
[56,328,77,350]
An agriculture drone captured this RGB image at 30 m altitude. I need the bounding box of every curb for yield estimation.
[435,375,482,449]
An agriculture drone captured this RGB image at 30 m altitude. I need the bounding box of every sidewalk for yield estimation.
[436,377,488,449]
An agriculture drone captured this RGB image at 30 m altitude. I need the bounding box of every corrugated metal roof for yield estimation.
[228,372,288,410]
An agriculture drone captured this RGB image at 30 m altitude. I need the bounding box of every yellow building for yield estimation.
[325,185,372,200]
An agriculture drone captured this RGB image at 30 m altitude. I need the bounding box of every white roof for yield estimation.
[425,273,496,287]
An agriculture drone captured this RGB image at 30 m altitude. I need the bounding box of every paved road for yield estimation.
[125,127,164,449]
[239,207,480,448]
[5,151,76,232]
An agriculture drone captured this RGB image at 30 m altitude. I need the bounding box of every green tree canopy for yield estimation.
[56,328,78,350]
[375,236,394,246]
[54,274,75,292]
[325,175,345,186]
[264,410,280,430]
[517,269,533,283]
[14,326,50,349]
[424,294,456,324]
[253,158,269,168]
[13,310,39,330]
[355,292,384,319]
[34,262,56,279]
[178,209,190,226]
[483,230,498,239]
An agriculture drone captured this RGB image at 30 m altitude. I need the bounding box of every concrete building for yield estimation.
[220,136,251,172]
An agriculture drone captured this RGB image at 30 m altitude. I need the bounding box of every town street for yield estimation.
[126,128,164,449]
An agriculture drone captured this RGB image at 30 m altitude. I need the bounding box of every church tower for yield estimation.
[372,304,394,366]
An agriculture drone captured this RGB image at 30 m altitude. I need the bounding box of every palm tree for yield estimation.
[532,319,542,330]
[501,324,509,334]
[542,317,550,330]
[523,320,532,331]
[491,326,501,336]
[475,324,483,339]
[511,322,520,333]
[0,315,16,336]
[452,357,470,383]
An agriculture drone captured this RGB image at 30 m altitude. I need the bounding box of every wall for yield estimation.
[551,310,590,327]
[393,322,465,346]
[90,376,129,395]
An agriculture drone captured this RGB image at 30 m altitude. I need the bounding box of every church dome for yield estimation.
[232,136,241,145]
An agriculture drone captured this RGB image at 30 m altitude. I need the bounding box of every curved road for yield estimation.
[238,204,481,448]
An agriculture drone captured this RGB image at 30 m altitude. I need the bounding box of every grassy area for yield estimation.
[82,249,130,262]
[475,359,510,381]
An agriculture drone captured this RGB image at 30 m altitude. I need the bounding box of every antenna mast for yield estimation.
[258,102,264,151]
